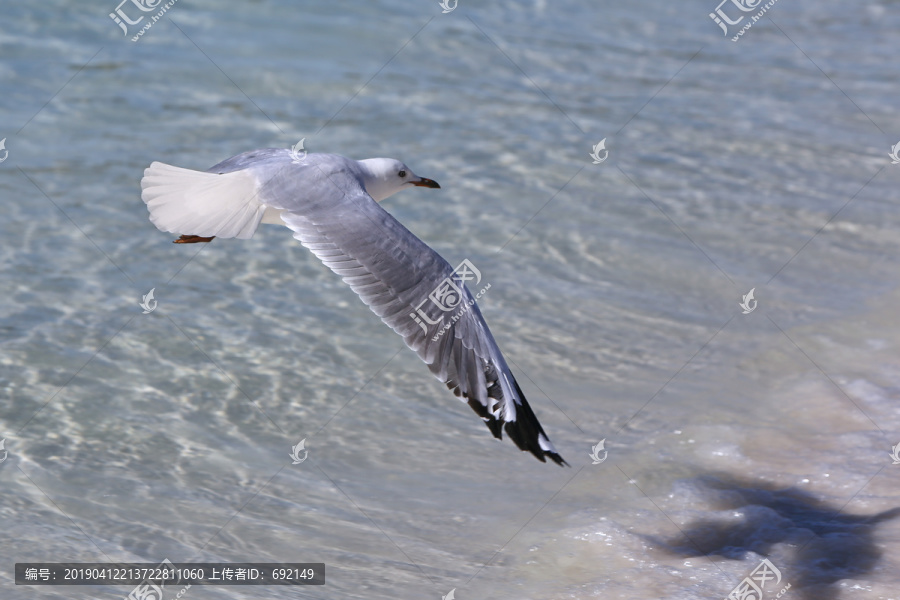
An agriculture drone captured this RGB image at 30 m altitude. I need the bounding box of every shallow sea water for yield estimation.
[1,1,900,599]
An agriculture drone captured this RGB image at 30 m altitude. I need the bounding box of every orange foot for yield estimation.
[174,235,216,244]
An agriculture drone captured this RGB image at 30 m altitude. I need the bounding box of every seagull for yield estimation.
[141,149,567,465]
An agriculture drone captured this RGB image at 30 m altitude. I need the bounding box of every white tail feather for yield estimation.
[141,161,265,239]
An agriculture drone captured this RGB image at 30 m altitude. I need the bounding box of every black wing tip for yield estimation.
[547,451,570,467]
[455,374,567,465]
[530,446,570,467]
[509,379,568,466]
[503,420,568,466]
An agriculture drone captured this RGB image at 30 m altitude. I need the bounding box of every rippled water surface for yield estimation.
[2,1,900,599]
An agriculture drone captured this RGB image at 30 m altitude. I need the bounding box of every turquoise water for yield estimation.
[2,1,900,598]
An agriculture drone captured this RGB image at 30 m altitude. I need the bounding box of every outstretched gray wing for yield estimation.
[252,156,566,465]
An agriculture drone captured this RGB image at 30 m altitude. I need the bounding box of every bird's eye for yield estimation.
[398,170,407,178]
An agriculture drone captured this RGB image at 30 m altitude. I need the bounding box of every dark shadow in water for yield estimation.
[648,474,900,600]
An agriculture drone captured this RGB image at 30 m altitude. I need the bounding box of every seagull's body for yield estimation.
[141,149,566,465]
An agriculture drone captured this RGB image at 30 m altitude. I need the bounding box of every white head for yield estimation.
[358,158,440,202]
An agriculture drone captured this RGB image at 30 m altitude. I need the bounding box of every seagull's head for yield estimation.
[359,158,440,202]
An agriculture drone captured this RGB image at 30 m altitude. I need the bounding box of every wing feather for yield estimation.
[265,175,566,465]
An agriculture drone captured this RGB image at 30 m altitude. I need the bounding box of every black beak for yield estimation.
[412,177,440,189]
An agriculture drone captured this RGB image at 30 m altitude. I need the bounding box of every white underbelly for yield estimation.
[260,206,287,226]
